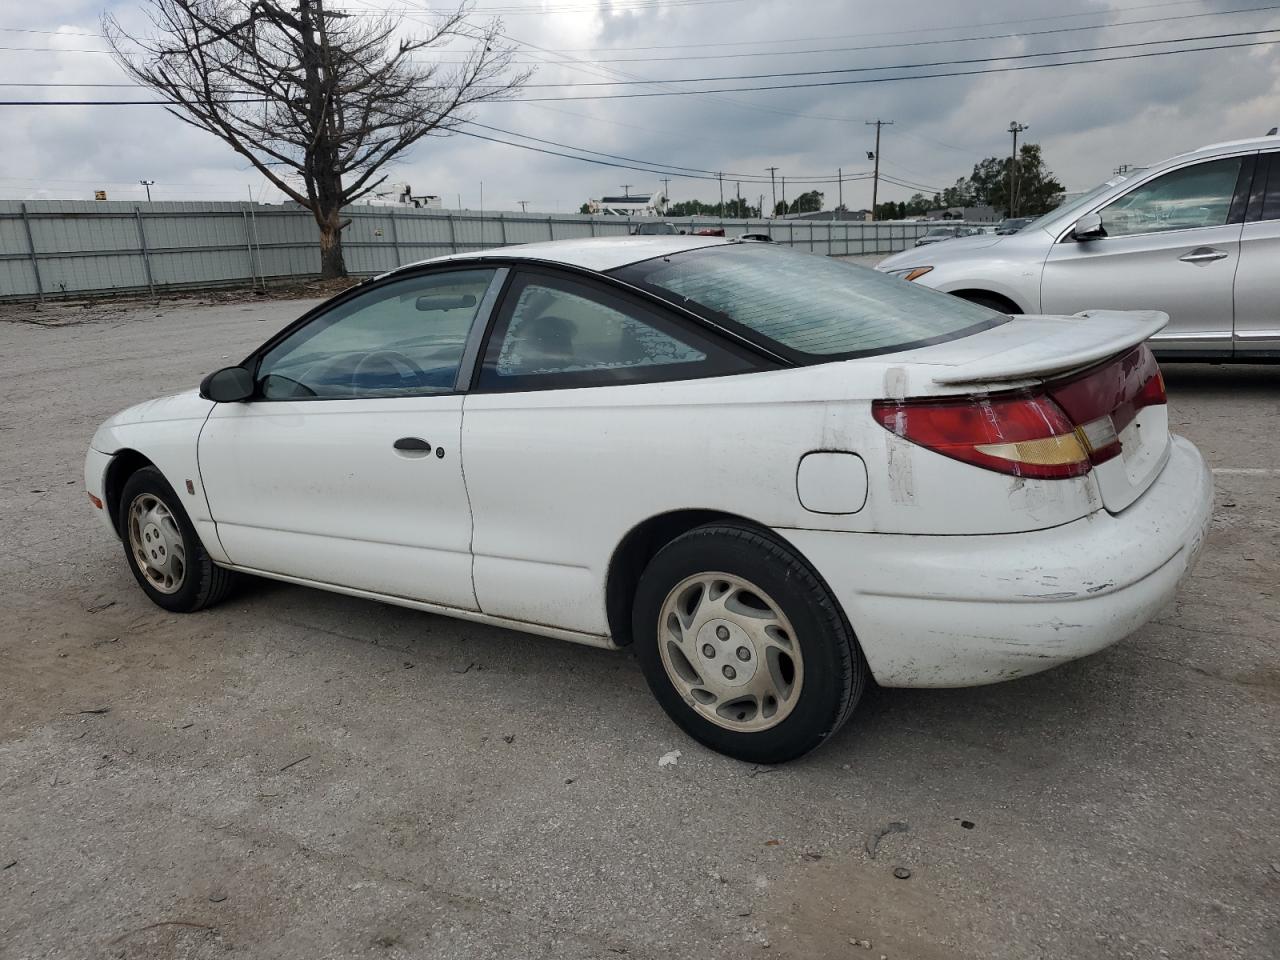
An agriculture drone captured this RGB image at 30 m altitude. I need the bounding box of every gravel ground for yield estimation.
[0,294,1277,960]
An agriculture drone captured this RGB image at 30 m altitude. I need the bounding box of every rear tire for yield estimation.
[119,466,236,613]
[632,523,866,764]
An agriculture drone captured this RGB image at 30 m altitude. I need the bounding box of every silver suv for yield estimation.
[878,134,1279,360]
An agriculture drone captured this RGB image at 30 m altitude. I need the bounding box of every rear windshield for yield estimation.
[615,244,1005,360]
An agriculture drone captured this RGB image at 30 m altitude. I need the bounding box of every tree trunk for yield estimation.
[317,210,346,279]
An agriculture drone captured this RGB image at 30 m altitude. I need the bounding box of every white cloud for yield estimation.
[2,0,1278,208]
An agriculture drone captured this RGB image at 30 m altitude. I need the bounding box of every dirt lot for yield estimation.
[1,294,1277,960]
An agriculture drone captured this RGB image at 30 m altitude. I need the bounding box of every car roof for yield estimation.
[1170,133,1279,162]
[400,234,732,274]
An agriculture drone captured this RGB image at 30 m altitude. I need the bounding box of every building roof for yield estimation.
[404,235,731,273]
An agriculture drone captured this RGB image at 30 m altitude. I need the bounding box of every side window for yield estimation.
[1262,154,1280,221]
[475,273,752,392]
[256,269,495,399]
[1099,157,1244,237]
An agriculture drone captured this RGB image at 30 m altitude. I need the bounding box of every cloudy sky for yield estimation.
[4,0,1280,211]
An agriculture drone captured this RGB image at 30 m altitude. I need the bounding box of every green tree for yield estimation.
[578,202,592,214]
[666,198,718,217]
[723,196,760,218]
[966,144,1064,216]
[774,190,823,216]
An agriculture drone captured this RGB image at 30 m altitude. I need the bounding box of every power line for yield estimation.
[5,36,1277,107]
[433,0,1233,49]
[504,36,1280,101]
[507,28,1280,87]
[422,3,1280,63]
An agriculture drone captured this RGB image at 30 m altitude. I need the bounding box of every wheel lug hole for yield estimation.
[736,646,751,661]
[702,644,715,658]
[722,665,736,680]
[715,625,730,641]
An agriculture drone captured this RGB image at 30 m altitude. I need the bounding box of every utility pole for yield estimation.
[717,172,724,216]
[781,175,787,215]
[620,183,632,198]
[659,177,670,213]
[139,179,154,202]
[865,119,893,220]
[735,180,741,218]
[1007,120,1029,218]
[837,168,842,212]
[517,200,528,213]
[765,167,779,217]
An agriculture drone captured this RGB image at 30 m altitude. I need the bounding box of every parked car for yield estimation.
[879,133,1280,360]
[632,222,682,236]
[86,236,1211,763]
[739,233,773,242]
[914,225,980,247]
[995,216,1034,235]
[693,227,726,236]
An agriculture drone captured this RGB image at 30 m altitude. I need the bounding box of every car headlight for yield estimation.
[883,266,934,282]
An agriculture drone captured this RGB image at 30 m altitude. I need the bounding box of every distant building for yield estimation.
[360,182,442,209]
[585,192,663,216]
[789,209,872,221]
[925,205,998,222]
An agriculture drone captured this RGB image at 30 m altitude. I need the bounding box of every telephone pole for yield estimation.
[517,200,529,213]
[865,119,893,220]
[659,177,671,213]
[139,179,154,202]
[735,180,742,218]
[620,184,632,198]
[780,175,787,215]
[1007,120,1029,218]
[765,167,779,217]
[718,172,724,216]
[837,168,842,212]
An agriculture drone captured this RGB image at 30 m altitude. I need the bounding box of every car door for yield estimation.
[198,266,505,609]
[461,268,757,635]
[1235,150,1280,357]
[1041,153,1254,357]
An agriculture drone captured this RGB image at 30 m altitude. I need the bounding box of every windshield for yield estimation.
[1024,169,1148,233]
[615,244,1005,360]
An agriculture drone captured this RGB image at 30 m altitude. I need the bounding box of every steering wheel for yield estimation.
[351,350,427,390]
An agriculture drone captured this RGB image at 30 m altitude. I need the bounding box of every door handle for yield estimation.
[393,437,431,452]
[1179,247,1228,263]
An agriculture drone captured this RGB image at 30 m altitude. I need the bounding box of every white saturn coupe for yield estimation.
[85,236,1212,763]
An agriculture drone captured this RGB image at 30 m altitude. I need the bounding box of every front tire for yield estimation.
[119,466,236,612]
[632,523,866,764]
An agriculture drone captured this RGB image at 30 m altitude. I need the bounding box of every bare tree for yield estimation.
[105,0,530,278]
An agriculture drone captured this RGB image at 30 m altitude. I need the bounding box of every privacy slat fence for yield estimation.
[0,200,944,301]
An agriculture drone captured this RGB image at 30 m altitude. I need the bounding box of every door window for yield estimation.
[1098,157,1244,237]
[475,273,752,391]
[1260,154,1280,221]
[255,269,496,399]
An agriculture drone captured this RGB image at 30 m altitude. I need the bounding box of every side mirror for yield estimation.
[1072,212,1106,241]
[200,365,255,402]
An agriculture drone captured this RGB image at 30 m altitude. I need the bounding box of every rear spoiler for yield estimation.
[932,310,1169,386]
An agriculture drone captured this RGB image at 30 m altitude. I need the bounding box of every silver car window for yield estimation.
[1099,157,1243,237]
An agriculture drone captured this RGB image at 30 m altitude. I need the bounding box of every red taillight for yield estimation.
[872,346,1168,480]
[1047,345,1166,466]
[871,392,1091,480]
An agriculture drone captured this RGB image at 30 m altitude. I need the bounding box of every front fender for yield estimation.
[926,264,1041,313]
[87,392,228,562]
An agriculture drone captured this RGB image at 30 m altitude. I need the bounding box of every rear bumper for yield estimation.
[780,435,1213,687]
